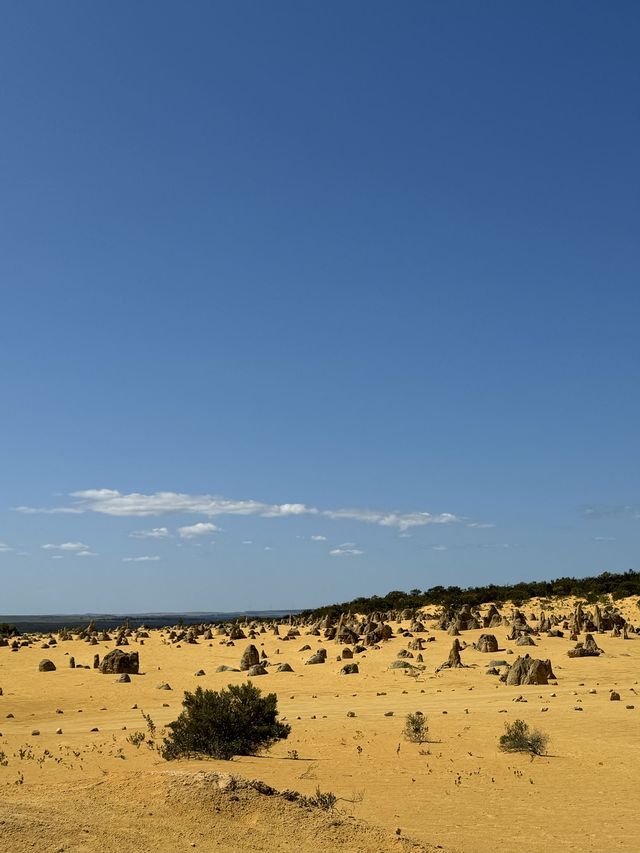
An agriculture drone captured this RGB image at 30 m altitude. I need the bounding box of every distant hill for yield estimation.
[301,569,640,619]
[0,609,301,634]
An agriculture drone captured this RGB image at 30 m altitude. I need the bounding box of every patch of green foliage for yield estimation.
[499,719,549,756]
[403,711,429,744]
[162,683,290,761]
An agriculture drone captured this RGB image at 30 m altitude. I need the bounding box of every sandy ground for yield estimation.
[1,597,639,853]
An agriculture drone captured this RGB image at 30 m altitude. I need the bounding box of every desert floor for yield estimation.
[1,597,639,853]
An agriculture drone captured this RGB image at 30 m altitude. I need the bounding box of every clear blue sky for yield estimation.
[1,2,639,613]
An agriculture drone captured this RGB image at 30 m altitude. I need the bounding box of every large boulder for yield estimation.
[99,649,139,675]
[475,634,499,653]
[340,663,359,675]
[38,659,56,672]
[305,649,327,665]
[239,644,260,671]
[504,654,555,685]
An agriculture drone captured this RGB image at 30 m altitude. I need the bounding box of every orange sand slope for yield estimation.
[0,596,639,853]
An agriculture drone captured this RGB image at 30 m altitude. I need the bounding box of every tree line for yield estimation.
[300,569,640,620]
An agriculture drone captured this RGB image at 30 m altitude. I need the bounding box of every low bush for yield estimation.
[403,711,429,744]
[162,683,290,760]
[499,719,549,756]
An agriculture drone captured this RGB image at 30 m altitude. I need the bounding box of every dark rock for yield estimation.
[240,644,260,671]
[504,655,555,685]
[99,649,139,675]
[475,634,499,653]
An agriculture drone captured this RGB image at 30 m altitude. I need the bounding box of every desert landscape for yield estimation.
[1,595,638,853]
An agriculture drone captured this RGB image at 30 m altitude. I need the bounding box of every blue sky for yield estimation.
[1,2,639,613]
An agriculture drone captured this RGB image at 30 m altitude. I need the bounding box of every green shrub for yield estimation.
[499,719,548,756]
[403,711,428,744]
[161,683,290,760]
[309,786,337,810]
[126,731,146,748]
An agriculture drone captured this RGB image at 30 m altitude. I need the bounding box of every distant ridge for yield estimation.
[0,609,301,633]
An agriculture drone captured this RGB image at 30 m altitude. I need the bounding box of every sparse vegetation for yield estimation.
[126,731,146,748]
[301,570,640,618]
[499,719,549,756]
[403,712,429,744]
[142,711,157,739]
[303,786,337,810]
[161,683,290,761]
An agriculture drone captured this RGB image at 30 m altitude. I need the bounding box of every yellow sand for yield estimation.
[1,597,639,853]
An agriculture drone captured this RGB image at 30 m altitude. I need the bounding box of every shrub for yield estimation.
[403,711,428,744]
[499,719,548,756]
[161,683,290,760]
[310,786,337,810]
[126,731,146,748]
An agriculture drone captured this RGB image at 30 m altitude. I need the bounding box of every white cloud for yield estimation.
[0,543,12,553]
[329,547,364,556]
[15,489,463,532]
[51,555,63,560]
[311,535,327,541]
[129,527,170,539]
[76,550,97,557]
[242,540,253,545]
[432,545,448,551]
[323,508,460,531]
[42,542,90,552]
[123,555,160,562]
[264,546,273,551]
[178,522,220,539]
[467,522,495,529]
[582,504,640,520]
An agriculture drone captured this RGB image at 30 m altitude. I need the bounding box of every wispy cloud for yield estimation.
[432,545,448,551]
[178,522,220,539]
[467,522,495,529]
[329,547,364,556]
[76,550,98,557]
[15,489,463,531]
[51,555,64,560]
[323,508,459,532]
[129,527,170,539]
[123,555,160,562]
[0,542,12,553]
[593,536,616,542]
[41,542,90,552]
[311,535,327,541]
[582,504,640,520]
